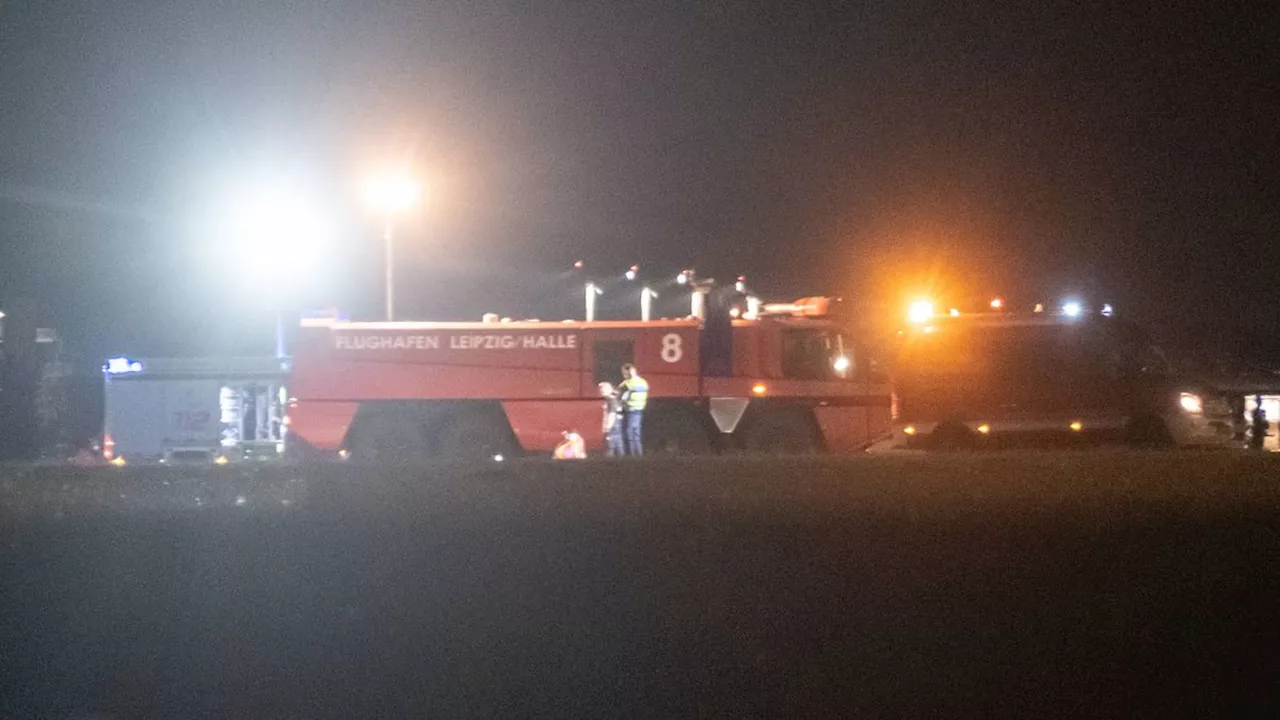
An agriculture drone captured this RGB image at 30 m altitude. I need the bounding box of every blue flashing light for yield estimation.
[104,356,143,375]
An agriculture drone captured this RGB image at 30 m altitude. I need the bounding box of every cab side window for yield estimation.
[782,330,836,380]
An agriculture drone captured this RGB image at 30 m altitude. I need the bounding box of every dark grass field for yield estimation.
[2,452,1279,718]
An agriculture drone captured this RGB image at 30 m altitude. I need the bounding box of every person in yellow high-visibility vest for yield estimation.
[618,363,649,456]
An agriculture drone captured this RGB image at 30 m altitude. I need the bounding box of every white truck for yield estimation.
[102,356,288,463]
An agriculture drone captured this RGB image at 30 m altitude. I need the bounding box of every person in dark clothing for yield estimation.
[598,382,625,457]
[1248,395,1269,450]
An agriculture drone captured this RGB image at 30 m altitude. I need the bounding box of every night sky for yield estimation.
[1,1,1276,362]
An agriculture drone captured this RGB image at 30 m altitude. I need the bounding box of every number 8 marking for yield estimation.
[661,333,683,363]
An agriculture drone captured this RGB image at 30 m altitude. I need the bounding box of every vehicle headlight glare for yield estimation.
[1179,393,1203,414]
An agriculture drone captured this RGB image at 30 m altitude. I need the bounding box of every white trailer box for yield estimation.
[103,356,288,462]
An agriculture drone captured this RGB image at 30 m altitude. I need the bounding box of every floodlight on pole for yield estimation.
[363,172,421,321]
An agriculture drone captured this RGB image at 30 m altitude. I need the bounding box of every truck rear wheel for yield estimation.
[435,410,518,461]
[930,421,978,451]
[1125,414,1172,447]
[346,408,431,463]
[740,407,820,454]
[645,406,712,456]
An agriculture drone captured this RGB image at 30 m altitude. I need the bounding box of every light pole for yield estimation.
[364,173,420,321]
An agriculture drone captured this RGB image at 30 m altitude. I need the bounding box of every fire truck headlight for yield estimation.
[214,455,230,466]
[752,383,767,395]
[110,456,127,467]
[1062,301,1083,318]
[1179,392,1203,414]
[832,356,851,373]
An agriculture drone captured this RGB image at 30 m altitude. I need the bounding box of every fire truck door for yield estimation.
[592,338,635,384]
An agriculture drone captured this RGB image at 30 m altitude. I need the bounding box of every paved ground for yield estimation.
[2,452,1278,718]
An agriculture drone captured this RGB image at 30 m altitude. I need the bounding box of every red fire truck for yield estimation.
[284,297,892,460]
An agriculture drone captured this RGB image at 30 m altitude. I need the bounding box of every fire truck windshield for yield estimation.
[782,330,853,380]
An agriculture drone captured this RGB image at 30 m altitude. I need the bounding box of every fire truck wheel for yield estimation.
[346,410,431,463]
[435,410,517,461]
[645,407,712,456]
[740,407,820,454]
[930,421,977,451]
[1125,414,1172,447]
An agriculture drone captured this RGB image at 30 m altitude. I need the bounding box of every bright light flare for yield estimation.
[362,173,420,213]
[1062,301,1083,318]
[752,383,767,395]
[989,297,1004,310]
[977,424,991,435]
[227,179,335,279]
[903,425,917,436]
[907,300,935,324]
[1069,420,1084,432]
[1179,393,1203,414]
[832,356,851,373]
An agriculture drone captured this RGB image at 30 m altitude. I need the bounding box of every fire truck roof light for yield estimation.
[907,300,934,324]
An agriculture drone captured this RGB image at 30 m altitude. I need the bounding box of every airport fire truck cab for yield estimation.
[285,297,892,460]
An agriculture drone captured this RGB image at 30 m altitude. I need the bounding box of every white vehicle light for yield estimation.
[1179,393,1203,414]
[832,356,851,373]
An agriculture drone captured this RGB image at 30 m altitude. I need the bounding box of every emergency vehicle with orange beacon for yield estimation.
[871,298,1238,450]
